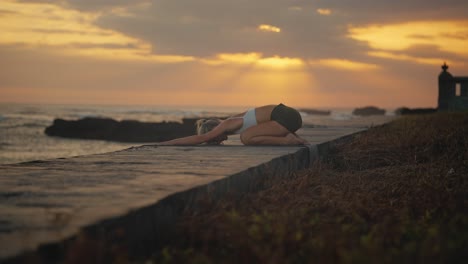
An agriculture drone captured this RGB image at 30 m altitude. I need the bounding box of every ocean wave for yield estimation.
[3,113,54,123]
[120,110,165,115]
[22,122,47,128]
[0,122,47,129]
[129,110,206,117]
[331,112,354,121]
[0,142,11,150]
[18,109,42,115]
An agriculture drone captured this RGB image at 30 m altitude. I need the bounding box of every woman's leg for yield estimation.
[240,121,306,145]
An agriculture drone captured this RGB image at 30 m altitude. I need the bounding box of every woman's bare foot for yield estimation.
[285,133,308,145]
[293,133,309,145]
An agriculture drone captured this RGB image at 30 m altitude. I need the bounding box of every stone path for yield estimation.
[0,126,367,261]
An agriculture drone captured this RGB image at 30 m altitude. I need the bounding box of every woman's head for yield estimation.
[196,118,226,145]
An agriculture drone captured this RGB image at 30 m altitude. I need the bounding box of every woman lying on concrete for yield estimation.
[158,103,308,146]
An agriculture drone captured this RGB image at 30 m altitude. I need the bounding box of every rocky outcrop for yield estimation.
[394,107,437,115]
[44,117,201,142]
[352,106,386,116]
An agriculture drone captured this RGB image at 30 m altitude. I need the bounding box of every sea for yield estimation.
[0,103,396,165]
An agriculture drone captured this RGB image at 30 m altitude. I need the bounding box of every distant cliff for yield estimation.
[394,107,437,115]
[45,117,200,142]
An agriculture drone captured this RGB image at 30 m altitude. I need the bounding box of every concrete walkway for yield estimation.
[0,126,366,261]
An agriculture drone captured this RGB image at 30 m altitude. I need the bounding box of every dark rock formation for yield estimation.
[352,106,386,116]
[394,107,437,115]
[299,108,331,115]
[45,117,201,142]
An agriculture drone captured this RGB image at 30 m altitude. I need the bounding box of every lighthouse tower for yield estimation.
[437,62,455,111]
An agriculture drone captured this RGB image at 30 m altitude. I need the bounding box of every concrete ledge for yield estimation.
[4,147,313,263]
[2,127,365,263]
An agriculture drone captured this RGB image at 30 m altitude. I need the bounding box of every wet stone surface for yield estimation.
[0,126,364,259]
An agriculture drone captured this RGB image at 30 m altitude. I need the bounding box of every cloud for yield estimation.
[314,0,468,23]
[6,0,468,68]
[200,53,305,72]
[18,0,149,11]
[89,0,467,62]
[0,8,18,16]
[16,0,466,63]
[257,24,281,33]
[369,51,443,66]
[3,0,468,108]
[0,0,196,62]
[89,0,370,60]
[349,20,468,67]
[309,59,379,71]
[316,8,332,16]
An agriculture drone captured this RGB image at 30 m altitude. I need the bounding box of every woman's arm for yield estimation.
[157,119,240,145]
[157,133,209,145]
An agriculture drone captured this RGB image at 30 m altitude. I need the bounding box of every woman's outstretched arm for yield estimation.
[157,133,209,145]
[157,119,238,145]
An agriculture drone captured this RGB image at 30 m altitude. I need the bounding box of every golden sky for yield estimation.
[0,0,467,108]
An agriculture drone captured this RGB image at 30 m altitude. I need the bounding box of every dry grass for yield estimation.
[154,113,468,264]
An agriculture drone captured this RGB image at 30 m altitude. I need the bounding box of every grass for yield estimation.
[152,112,468,264]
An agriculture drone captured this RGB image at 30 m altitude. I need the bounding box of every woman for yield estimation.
[158,103,307,146]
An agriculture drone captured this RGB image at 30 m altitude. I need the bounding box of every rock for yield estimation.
[44,117,201,142]
[394,107,437,115]
[352,106,386,116]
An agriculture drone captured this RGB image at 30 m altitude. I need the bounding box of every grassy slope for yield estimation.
[156,113,468,264]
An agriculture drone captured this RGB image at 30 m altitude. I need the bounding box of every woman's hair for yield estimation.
[196,118,221,135]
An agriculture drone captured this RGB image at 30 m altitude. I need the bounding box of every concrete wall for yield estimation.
[4,132,361,263]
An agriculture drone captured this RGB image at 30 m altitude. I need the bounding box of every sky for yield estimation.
[0,0,467,108]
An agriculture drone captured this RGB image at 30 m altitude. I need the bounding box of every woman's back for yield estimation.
[251,104,276,123]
